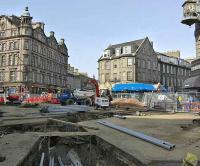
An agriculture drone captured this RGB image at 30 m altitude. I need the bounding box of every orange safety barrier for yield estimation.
[29,97,34,103]
[183,102,200,112]
[41,97,45,102]
[0,97,4,104]
[39,97,42,103]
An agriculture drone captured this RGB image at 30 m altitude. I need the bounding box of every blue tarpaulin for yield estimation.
[112,83,156,92]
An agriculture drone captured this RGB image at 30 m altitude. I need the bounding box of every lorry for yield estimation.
[58,79,110,109]
[58,89,92,106]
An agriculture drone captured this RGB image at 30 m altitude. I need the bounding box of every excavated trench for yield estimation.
[0,112,141,166]
[19,136,139,166]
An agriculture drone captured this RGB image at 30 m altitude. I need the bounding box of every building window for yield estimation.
[0,70,5,81]
[24,40,29,50]
[113,73,118,81]
[10,69,17,82]
[105,73,110,81]
[123,46,131,54]
[31,56,35,67]
[1,43,6,51]
[0,55,6,66]
[127,71,132,81]
[122,72,126,81]
[0,31,5,37]
[14,41,19,50]
[116,48,120,56]
[32,71,36,82]
[11,29,17,36]
[9,42,14,50]
[127,58,133,67]
[9,55,13,66]
[142,60,146,68]
[158,63,160,71]
[163,64,165,73]
[105,61,110,70]
[147,61,151,69]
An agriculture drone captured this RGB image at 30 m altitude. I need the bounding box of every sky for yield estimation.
[0,0,196,77]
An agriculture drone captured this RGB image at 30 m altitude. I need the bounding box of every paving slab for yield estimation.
[0,133,39,166]
[79,114,200,165]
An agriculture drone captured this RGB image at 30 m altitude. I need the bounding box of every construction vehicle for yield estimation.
[58,79,110,109]
[88,79,109,109]
[6,88,21,104]
[58,89,93,106]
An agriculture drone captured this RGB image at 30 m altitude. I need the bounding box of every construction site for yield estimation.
[1,0,200,165]
[0,91,200,166]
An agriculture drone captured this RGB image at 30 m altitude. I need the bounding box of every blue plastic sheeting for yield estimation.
[112,83,156,92]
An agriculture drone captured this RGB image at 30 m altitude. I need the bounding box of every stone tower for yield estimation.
[181,0,200,58]
[195,23,200,58]
[20,7,32,36]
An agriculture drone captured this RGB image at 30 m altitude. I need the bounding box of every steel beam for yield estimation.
[97,120,175,150]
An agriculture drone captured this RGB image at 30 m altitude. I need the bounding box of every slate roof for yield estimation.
[105,38,145,50]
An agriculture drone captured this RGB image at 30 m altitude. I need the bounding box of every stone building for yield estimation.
[98,37,159,89]
[67,64,93,90]
[0,7,68,94]
[98,38,191,92]
[157,52,191,92]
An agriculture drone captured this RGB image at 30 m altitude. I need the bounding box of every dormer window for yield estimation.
[123,46,131,54]
[116,48,120,56]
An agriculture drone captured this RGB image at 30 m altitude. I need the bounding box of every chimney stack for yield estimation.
[50,31,54,37]
[60,38,65,44]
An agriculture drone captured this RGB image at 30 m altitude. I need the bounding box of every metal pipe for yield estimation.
[49,156,52,166]
[39,152,45,166]
[97,120,175,150]
[51,156,54,166]
[58,156,65,166]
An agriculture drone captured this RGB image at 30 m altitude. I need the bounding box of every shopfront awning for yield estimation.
[183,76,200,89]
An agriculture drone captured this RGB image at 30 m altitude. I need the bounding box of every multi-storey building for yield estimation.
[157,52,191,92]
[0,7,68,94]
[67,64,93,90]
[98,37,159,89]
[98,38,191,91]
